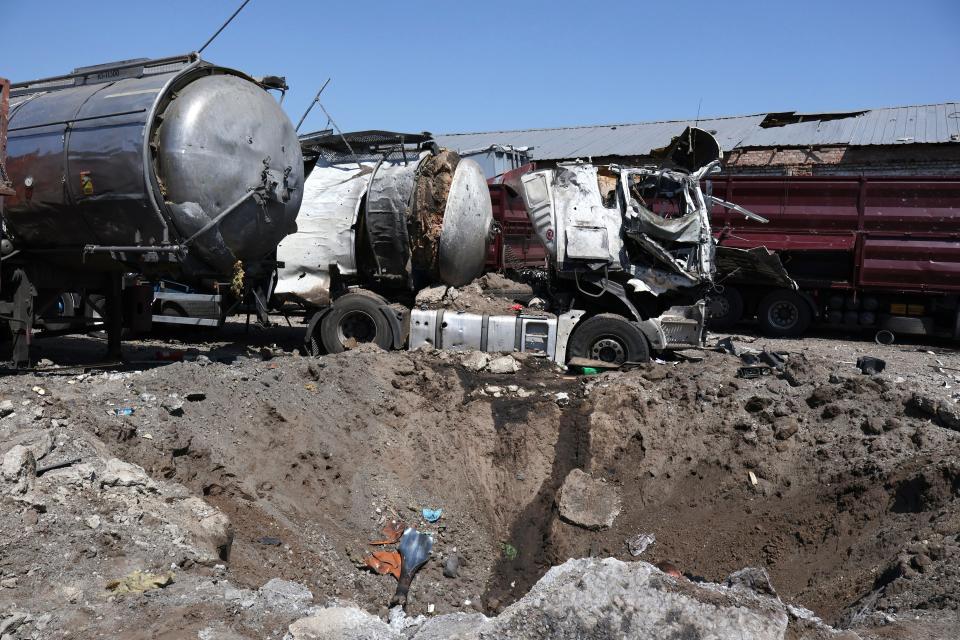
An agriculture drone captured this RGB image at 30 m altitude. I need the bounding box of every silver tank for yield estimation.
[3,54,303,278]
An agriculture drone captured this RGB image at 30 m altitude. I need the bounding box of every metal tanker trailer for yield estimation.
[274,130,493,354]
[0,54,303,365]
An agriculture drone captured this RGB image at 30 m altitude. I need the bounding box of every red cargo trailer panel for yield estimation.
[863,180,960,234]
[715,231,856,252]
[859,237,960,292]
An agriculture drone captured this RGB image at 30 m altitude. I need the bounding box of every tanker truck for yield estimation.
[0,54,302,366]
[274,130,493,354]
[278,128,729,364]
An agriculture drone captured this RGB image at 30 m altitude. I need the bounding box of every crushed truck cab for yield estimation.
[517,127,724,355]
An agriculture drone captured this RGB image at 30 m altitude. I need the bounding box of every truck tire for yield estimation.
[319,293,395,354]
[567,313,650,365]
[707,287,744,331]
[757,289,811,338]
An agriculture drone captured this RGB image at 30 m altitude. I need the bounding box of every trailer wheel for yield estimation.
[757,289,811,338]
[707,287,744,331]
[567,313,650,365]
[319,293,395,354]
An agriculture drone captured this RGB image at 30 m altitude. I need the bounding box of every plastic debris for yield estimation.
[365,550,402,580]
[391,528,434,607]
[626,532,656,557]
[258,536,282,546]
[112,407,135,416]
[106,570,174,594]
[501,543,518,561]
[748,471,759,486]
[370,519,405,545]
[422,508,442,523]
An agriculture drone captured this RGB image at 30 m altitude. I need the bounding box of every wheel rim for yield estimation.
[589,337,626,364]
[767,300,799,330]
[710,296,731,320]
[337,310,377,346]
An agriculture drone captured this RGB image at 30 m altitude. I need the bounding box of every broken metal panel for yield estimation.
[650,126,723,173]
[365,158,423,281]
[515,128,726,298]
[714,246,796,289]
[275,162,374,305]
[551,164,624,266]
[519,169,557,260]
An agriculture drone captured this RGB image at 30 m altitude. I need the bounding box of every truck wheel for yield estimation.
[757,290,811,338]
[707,287,744,331]
[567,313,650,365]
[319,293,394,354]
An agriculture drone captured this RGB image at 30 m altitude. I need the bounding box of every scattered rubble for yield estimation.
[0,325,957,638]
[283,558,860,639]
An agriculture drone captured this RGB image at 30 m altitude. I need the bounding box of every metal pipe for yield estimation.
[198,0,253,54]
[183,189,257,246]
[83,245,184,254]
[295,78,331,133]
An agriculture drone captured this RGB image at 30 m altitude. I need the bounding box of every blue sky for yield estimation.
[2,1,957,135]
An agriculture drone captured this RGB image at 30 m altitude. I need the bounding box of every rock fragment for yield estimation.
[486,355,520,374]
[2,445,37,495]
[557,469,621,530]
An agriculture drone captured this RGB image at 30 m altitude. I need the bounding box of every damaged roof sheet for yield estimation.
[435,102,960,161]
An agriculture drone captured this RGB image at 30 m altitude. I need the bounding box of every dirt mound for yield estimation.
[1,331,959,638]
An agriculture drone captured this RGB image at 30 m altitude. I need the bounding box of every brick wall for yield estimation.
[539,144,960,177]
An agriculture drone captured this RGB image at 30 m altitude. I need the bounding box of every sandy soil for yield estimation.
[0,321,958,639]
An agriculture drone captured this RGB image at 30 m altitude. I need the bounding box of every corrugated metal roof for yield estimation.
[434,102,960,161]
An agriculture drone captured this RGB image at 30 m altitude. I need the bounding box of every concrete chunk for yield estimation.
[557,468,621,530]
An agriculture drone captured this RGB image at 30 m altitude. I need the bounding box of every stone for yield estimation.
[179,496,234,562]
[415,286,447,307]
[162,396,185,416]
[25,432,54,461]
[2,446,36,495]
[443,555,460,578]
[85,515,102,529]
[860,417,884,436]
[100,458,151,488]
[285,558,855,640]
[286,608,396,640]
[0,577,17,589]
[0,400,14,419]
[0,612,29,636]
[774,417,799,440]
[460,351,490,372]
[883,417,904,431]
[557,469,621,530]
[724,567,778,597]
[936,401,960,431]
[910,393,938,417]
[259,578,313,612]
[486,355,520,374]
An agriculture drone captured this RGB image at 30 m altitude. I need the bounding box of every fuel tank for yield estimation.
[275,132,492,307]
[3,54,303,279]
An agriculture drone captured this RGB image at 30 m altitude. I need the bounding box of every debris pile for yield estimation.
[0,328,958,638]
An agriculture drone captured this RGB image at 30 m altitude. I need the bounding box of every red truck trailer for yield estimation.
[707,175,960,340]
[485,163,548,271]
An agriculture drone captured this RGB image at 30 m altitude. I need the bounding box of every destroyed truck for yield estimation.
[276,128,728,364]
